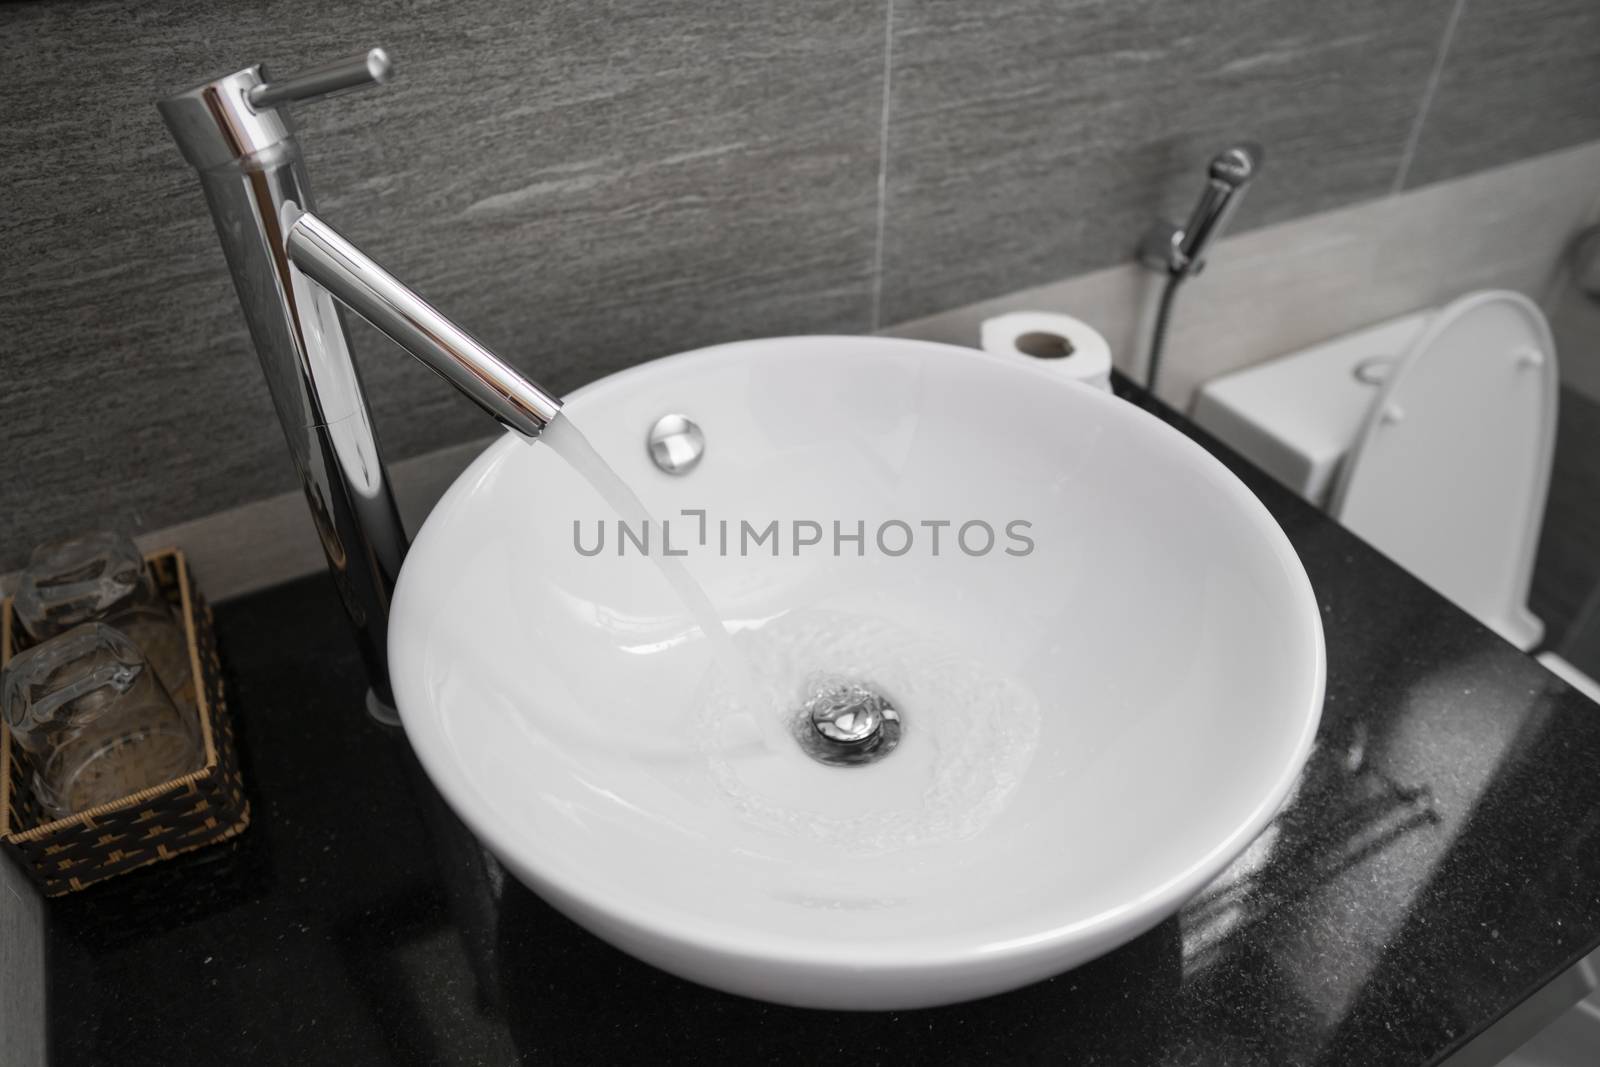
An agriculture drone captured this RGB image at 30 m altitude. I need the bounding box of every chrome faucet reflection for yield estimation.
[159,49,561,710]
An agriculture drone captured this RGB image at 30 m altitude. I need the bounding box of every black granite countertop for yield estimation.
[35,386,1600,1066]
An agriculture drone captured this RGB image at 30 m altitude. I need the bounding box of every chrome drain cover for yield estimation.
[794,681,902,766]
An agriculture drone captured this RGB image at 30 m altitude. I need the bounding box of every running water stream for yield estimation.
[539,414,777,747]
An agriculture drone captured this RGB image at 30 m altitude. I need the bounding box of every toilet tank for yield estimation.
[1191,310,1434,505]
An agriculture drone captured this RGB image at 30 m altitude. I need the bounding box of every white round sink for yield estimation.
[389,336,1324,1009]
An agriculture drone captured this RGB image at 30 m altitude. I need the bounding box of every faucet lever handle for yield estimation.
[248,48,392,110]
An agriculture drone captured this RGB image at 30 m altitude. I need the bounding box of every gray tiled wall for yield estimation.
[2,0,1597,570]
[879,0,1455,322]
[1404,0,1600,187]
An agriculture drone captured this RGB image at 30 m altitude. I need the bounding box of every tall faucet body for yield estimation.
[159,52,559,709]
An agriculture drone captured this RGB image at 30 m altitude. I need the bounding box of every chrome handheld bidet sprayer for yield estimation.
[1137,144,1264,394]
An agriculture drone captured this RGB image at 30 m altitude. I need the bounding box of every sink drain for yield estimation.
[794,681,902,766]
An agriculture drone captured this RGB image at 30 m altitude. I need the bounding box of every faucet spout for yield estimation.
[285,211,562,439]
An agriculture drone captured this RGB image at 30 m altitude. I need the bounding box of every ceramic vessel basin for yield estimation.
[389,336,1325,1009]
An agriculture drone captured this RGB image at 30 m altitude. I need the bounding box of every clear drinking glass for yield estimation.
[1,623,203,820]
[13,532,193,705]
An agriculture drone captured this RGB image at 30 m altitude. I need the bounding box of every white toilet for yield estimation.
[1192,290,1599,702]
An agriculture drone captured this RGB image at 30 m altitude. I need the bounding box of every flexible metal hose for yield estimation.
[1145,272,1184,395]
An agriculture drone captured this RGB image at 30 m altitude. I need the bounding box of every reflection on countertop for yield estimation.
[35,383,1600,1066]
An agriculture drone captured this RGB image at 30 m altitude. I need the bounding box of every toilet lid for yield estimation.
[1330,290,1557,648]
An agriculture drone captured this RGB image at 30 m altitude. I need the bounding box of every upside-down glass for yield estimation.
[1,623,203,820]
[13,532,193,704]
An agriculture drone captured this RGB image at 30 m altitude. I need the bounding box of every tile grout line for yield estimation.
[1390,0,1468,195]
[868,0,897,332]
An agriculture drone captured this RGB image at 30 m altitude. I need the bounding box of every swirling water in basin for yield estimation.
[539,414,1043,851]
[697,610,1043,856]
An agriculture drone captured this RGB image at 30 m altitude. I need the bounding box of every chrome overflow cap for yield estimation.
[796,681,902,766]
[647,414,704,474]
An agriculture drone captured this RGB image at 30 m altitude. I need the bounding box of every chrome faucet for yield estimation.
[1135,143,1264,393]
[159,49,561,713]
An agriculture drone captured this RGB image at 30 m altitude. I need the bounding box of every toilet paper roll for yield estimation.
[979,311,1113,392]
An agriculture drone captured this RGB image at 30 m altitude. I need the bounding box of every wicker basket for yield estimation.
[0,548,249,896]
